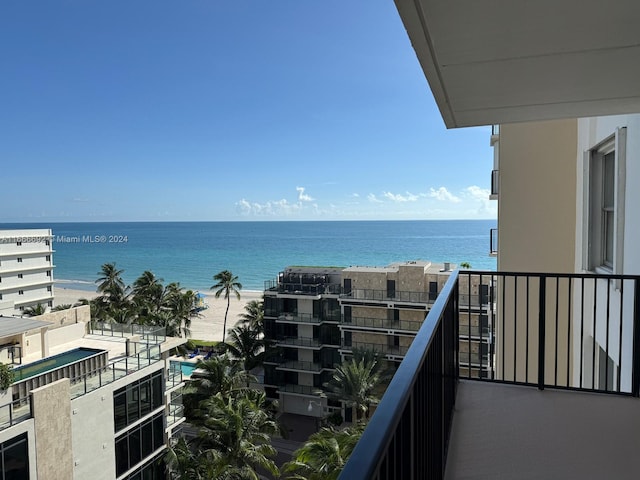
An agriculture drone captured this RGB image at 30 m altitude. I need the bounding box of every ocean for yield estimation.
[1,221,496,292]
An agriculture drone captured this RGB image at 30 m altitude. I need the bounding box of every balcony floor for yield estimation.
[445,380,640,480]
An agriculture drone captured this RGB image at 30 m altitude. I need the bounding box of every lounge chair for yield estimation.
[188,347,200,359]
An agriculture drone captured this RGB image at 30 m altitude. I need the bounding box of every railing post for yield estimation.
[538,276,546,390]
[632,279,640,397]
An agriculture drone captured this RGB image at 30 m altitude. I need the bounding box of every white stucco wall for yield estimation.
[573,114,640,390]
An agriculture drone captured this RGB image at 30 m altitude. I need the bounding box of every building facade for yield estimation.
[263,262,492,420]
[0,230,55,316]
[0,309,186,479]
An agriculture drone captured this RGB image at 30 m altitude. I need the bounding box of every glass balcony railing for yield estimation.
[341,316,424,332]
[341,341,411,357]
[341,289,436,304]
[275,360,323,372]
[274,336,322,348]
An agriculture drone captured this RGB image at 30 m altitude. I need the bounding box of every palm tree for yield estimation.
[323,357,383,421]
[183,354,256,422]
[239,299,264,331]
[96,262,127,304]
[23,303,46,317]
[282,423,365,480]
[197,392,280,479]
[211,270,242,342]
[223,325,267,373]
[132,270,165,317]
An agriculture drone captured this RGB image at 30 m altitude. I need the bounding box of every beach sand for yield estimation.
[54,286,263,342]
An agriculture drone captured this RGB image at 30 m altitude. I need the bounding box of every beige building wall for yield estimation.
[495,120,578,383]
[31,379,73,479]
[498,119,578,273]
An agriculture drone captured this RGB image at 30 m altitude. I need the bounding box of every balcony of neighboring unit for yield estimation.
[489,227,498,257]
[340,289,435,306]
[341,316,424,333]
[275,360,324,373]
[276,384,322,397]
[276,312,321,324]
[340,341,410,358]
[264,274,342,297]
[340,270,640,480]
[274,336,322,349]
[490,169,499,199]
[490,124,500,145]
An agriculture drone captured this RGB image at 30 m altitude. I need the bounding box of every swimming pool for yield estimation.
[13,347,105,382]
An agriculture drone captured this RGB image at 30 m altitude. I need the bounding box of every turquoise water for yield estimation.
[13,347,104,381]
[0,220,496,291]
[179,362,197,377]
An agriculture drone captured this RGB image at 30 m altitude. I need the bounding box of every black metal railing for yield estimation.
[459,271,640,395]
[341,269,640,479]
[340,271,459,479]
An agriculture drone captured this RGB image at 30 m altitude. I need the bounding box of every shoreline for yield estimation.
[54,285,263,342]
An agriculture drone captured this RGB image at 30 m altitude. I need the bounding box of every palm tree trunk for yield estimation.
[223,295,231,342]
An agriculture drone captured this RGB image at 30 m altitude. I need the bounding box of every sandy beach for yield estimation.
[54,286,263,342]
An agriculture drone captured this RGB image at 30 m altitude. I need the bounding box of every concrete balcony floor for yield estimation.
[445,381,640,480]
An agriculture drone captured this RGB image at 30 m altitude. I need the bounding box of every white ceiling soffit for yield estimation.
[394,0,640,128]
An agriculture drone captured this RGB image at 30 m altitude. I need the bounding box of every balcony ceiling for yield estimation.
[394,0,640,128]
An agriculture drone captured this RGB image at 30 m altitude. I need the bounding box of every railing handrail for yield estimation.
[466,269,640,281]
[340,270,459,479]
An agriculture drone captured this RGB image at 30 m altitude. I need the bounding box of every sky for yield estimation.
[0,1,496,222]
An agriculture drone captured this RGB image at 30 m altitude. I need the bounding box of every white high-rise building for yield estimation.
[0,229,55,315]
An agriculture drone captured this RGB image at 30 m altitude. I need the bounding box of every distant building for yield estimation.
[0,229,55,315]
[263,261,492,421]
[0,307,186,479]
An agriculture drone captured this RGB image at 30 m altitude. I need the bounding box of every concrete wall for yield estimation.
[498,119,578,273]
[31,379,73,479]
[70,381,117,479]
[33,305,91,328]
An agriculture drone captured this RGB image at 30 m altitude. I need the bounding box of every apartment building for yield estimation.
[262,267,343,418]
[0,307,186,479]
[264,262,493,420]
[0,230,55,316]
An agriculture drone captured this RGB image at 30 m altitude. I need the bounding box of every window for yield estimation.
[46,271,51,277]
[45,240,50,246]
[18,291,24,296]
[47,286,52,292]
[16,241,21,246]
[16,258,22,263]
[114,371,164,432]
[0,432,29,479]
[114,413,165,477]
[17,274,23,279]
[586,128,626,272]
[45,255,50,262]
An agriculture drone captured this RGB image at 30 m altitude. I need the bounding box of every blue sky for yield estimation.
[0,1,495,222]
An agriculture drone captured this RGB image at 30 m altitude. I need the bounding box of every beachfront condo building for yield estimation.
[263,262,493,421]
[263,267,344,418]
[0,230,55,316]
[340,2,640,479]
[0,305,186,479]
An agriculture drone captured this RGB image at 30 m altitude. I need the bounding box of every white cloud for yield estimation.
[236,198,302,216]
[296,186,314,202]
[428,187,461,203]
[464,185,490,200]
[383,191,420,202]
[350,193,360,198]
[367,193,383,203]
